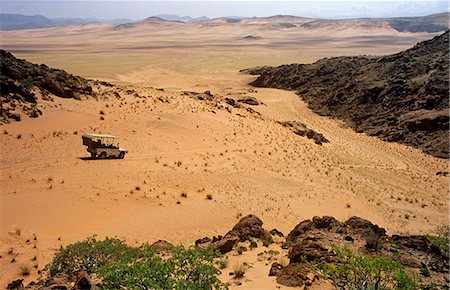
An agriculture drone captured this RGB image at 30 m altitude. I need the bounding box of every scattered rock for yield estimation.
[270,229,284,237]
[237,96,259,106]
[150,240,173,252]
[6,279,23,290]
[280,121,329,145]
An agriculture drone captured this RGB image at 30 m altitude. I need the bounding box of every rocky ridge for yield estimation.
[0,50,116,123]
[243,31,449,158]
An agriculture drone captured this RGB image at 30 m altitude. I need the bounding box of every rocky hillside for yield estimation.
[8,214,449,289]
[243,31,449,158]
[0,50,95,122]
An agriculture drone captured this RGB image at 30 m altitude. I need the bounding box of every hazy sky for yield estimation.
[0,1,448,20]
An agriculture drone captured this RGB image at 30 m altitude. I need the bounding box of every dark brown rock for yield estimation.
[211,236,239,254]
[237,96,259,105]
[288,240,332,263]
[225,214,273,243]
[74,270,92,289]
[286,219,315,242]
[6,279,23,290]
[45,274,71,287]
[150,240,173,252]
[195,237,211,246]
[269,229,284,237]
[275,264,306,287]
[269,262,284,276]
[312,216,341,229]
[345,216,386,237]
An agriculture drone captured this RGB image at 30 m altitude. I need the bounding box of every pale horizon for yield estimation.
[0,1,448,20]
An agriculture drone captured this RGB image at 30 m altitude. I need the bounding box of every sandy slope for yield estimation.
[0,23,448,287]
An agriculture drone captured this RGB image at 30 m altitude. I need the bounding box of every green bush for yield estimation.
[48,237,150,276]
[19,78,34,89]
[317,246,417,290]
[47,237,227,289]
[426,235,449,254]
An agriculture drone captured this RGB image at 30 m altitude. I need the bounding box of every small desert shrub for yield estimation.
[427,235,449,254]
[20,264,31,276]
[216,258,228,269]
[235,245,247,255]
[261,237,273,247]
[19,78,33,89]
[232,261,246,278]
[206,193,213,200]
[317,246,417,290]
[16,134,22,139]
[181,192,187,198]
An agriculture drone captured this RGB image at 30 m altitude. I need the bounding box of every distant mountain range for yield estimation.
[0,13,448,32]
[0,14,132,30]
[155,14,209,23]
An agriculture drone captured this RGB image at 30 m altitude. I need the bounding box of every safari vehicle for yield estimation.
[82,133,127,159]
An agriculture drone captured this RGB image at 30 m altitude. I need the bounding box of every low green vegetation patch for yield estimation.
[316,246,418,290]
[46,236,227,289]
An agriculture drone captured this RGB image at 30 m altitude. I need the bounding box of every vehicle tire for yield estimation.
[91,152,97,159]
[119,152,125,159]
[100,152,107,159]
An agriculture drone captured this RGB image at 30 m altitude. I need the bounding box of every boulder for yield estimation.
[225,214,273,243]
[269,262,284,276]
[275,264,307,287]
[211,236,239,254]
[345,216,386,237]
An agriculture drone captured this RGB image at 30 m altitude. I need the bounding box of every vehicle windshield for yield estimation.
[94,137,118,147]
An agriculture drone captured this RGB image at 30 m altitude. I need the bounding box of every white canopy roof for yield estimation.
[82,133,117,139]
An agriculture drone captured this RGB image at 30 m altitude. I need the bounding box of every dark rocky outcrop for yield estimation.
[280,121,329,145]
[195,214,272,254]
[225,214,272,242]
[277,215,449,287]
[237,96,259,106]
[0,50,94,123]
[6,279,23,290]
[243,31,449,158]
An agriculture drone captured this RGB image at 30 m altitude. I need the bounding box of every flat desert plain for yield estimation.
[0,19,448,287]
